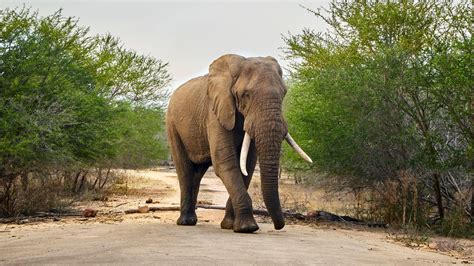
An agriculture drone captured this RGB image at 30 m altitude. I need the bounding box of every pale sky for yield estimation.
[1,0,330,89]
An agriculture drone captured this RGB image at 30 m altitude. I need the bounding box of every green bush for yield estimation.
[0,8,171,217]
[283,0,472,235]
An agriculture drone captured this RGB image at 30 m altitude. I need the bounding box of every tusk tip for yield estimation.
[303,155,313,163]
[240,132,251,177]
[285,133,313,164]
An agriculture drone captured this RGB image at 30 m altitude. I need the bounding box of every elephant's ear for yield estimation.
[207,54,245,130]
[265,56,283,77]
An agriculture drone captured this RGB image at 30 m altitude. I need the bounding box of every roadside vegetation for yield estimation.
[282,1,472,237]
[0,8,170,217]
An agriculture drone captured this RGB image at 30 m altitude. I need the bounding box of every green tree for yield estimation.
[113,104,168,169]
[283,1,472,229]
[0,8,170,216]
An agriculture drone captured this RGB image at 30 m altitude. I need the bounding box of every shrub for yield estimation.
[0,8,170,217]
[283,0,472,235]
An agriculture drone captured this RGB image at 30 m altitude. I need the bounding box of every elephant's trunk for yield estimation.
[254,119,285,230]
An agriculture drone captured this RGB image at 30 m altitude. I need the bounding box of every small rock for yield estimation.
[138,205,149,213]
[83,208,98,217]
[145,198,153,204]
[18,219,29,224]
[428,242,438,249]
[53,217,61,222]
[153,216,161,219]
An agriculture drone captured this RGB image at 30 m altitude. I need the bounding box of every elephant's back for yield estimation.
[167,75,211,163]
[168,75,209,117]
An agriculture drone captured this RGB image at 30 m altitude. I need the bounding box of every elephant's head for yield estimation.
[208,54,312,230]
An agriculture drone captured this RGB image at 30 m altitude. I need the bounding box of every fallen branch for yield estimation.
[35,211,82,217]
[124,206,181,214]
[196,205,385,227]
[124,204,306,221]
[196,204,307,220]
[114,202,128,208]
[0,212,83,223]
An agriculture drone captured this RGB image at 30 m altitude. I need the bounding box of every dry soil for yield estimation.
[0,168,471,265]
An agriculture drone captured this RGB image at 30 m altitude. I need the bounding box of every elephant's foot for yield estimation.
[233,216,259,233]
[177,213,197,225]
[220,216,234,230]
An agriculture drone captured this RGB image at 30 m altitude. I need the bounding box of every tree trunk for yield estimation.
[471,98,474,223]
[433,172,444,220]
[413,175,418,225]
[100,168,111,189]
[91,168,102,190]
[77,171,89,193]
[471,179,473,224]
[72,171,81,193]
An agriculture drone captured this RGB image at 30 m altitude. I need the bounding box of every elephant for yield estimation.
[166,54,312,233]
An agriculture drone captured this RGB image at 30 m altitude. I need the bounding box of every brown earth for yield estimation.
[0,168,472,265]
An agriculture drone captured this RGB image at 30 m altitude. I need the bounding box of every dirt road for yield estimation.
[0,169,469,265]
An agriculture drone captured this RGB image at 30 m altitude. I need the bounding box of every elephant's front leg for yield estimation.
[216,167,258,233]
[210,137,258,233]
[221,144,257,230]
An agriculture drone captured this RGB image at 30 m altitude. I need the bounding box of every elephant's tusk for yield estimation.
[285,133,313,163]
[240,132,251,176]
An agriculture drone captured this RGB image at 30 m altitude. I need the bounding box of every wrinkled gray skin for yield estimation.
[166,54,287,233]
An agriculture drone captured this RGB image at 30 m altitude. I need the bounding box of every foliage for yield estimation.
[113,104,168,169]
[283,0,472,232]
[0,8,170,216]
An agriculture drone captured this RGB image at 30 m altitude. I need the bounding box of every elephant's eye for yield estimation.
[243,91,250,98]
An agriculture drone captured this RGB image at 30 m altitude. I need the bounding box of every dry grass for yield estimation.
[387,230,473,259]
[108,171,168,198]
[249,174,356,215]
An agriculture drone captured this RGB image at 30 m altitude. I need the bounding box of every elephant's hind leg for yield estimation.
[168,128,209,225]
[177,162,209,225]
